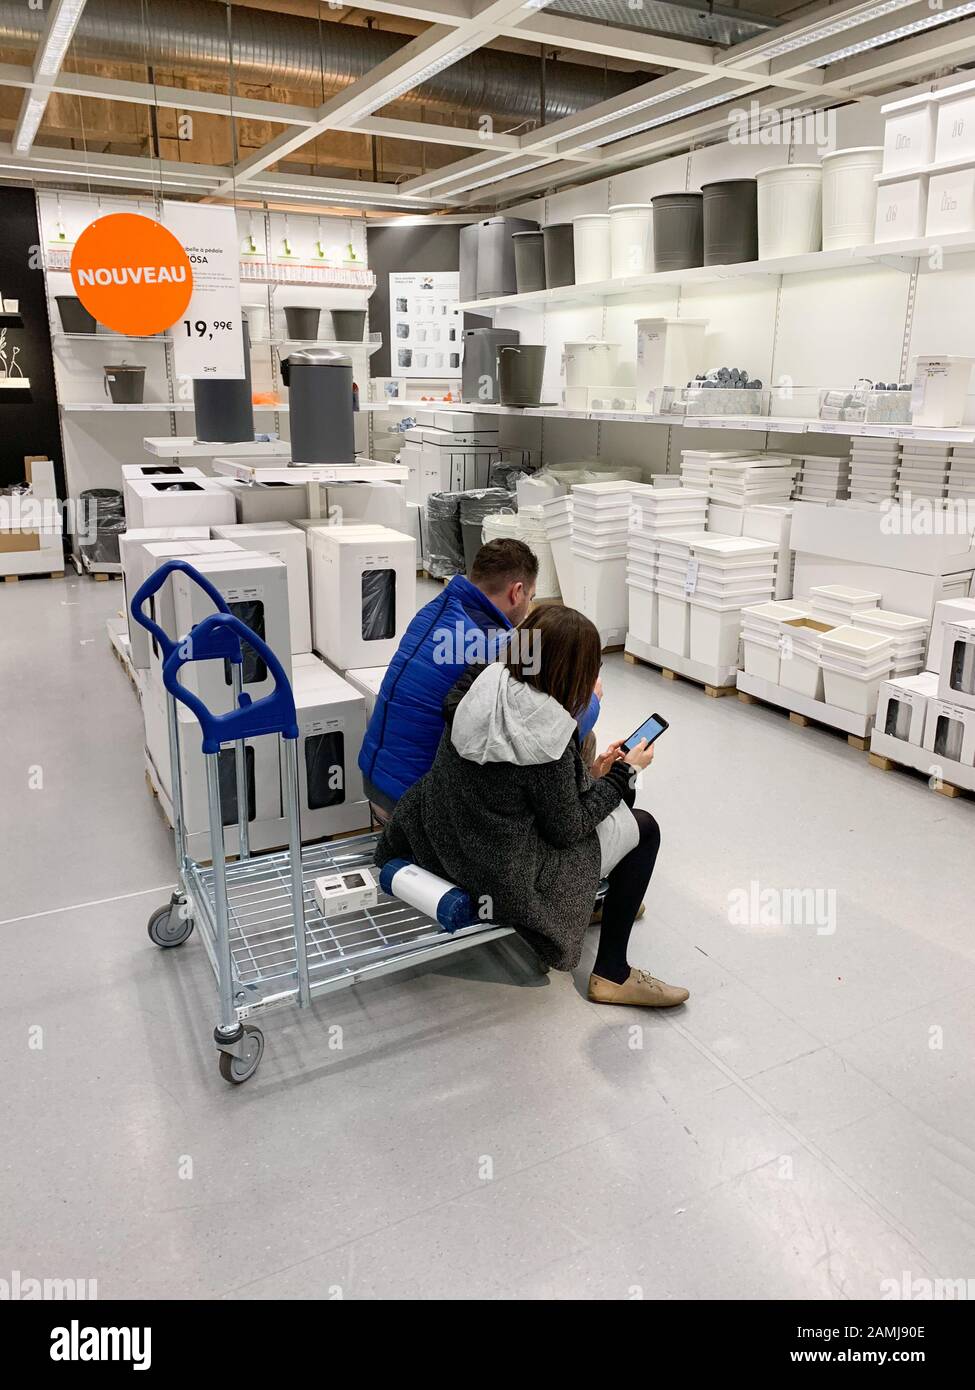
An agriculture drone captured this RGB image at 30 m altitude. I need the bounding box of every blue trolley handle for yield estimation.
[162,612,299,753]
[130,558,233,664]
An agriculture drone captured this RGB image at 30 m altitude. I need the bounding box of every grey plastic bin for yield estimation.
[702,179,759,265]
[475,216,540,299]
[652,193,704,272]
[542,223,575,288]
[512,230,546,294]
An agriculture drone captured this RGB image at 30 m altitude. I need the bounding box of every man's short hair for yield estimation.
[470,537,539,591]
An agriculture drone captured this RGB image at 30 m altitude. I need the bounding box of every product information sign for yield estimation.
[164,202,245,380]
[389,270,461,379]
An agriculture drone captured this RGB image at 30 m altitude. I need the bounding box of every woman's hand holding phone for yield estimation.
[592,740,625,778]
[623,738,655,771]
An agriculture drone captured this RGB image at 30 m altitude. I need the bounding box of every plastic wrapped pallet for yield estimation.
[425,491,465,578]
[79,488,125,566]
[459,488,513,573]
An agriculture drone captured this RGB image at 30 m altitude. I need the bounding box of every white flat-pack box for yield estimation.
[213,477,309,525]
[936,618,975,710]
[127,537,242,669]
[922,694,975,765]
[794,553,973,622]
[169,552,293,715]
[876,671,938,744]
[291,665,370,841]
[928,596,975,671]
[790,501,975,576]
[212,522,312,655]
[124,475,237,530]
[344,665,388,721]
[311,525,416,669]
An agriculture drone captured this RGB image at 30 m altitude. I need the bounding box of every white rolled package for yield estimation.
[377,858,481,933]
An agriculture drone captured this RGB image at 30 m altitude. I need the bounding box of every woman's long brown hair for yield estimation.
[503,604,602,718]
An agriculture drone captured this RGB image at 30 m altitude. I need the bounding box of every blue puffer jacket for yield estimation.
[359,574,599,804]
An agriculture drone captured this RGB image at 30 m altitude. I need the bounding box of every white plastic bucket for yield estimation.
[562,340,620,388]
[572,214,611,283]
[756,165,822,258]
[609,203,653,277]
[821,147,883,250]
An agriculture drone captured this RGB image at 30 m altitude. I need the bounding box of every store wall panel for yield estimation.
[609,155,690,206]
[677,279,779,385]
[773,266,910,388]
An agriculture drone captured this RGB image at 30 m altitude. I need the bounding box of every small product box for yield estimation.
[313,866,378,919]
[291,664,371,840]
[123,475,237,529]
[875,671,939,745]
[922,695,975,766]
[928,597,975,672]
[126,537,241,669]
[212,522,312,655]
[311,524,416,669]
[936,618,975,710]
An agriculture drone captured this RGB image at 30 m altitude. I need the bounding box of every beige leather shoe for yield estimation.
[587,968,689,1008]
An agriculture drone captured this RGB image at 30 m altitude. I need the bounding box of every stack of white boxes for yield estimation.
[402,411,500,506]
[540,494,574,605]
[849,440,899,502]
[808,584,882,624]
[740,600,811,683]
[290,656,371,840]
[655,531,778,668]
[792,455,850,504]
[627,486,709,648]
[897,442,950,501]
[0,458,64,579]
[818,626,895,715]
[570,481,632,648]
[709,456,799,510]
[946,445,975,500]
[123,475,237,529]
[123,535,241,670]
[211,522,312,656]
[741,504,795,600]
[850,607,929,677]
[679,449,750,490]
[311,524,416,671]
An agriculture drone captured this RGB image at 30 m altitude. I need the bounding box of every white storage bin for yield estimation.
[756,164,822,258]
[572,214,611,283]
[822,664,892,715]
[690,603,743,667]
[742,632,782,683]
[626,580,658,644]
[925,167,975,237]
[821,147,883,249]
[934,81,975,166]
[609,203,653,277]
[657,593,690,657]
[635,318,708,403]
[779,648,825,700]
[574,554,627,646]
[562,340,620,389]
[881,94,937,174]
[874,174,928,243]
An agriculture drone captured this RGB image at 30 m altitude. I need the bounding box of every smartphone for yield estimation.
[621,713,669,752]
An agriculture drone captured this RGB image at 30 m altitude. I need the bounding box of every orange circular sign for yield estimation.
[70,212,194,336]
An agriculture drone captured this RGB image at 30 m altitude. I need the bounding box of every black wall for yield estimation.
[366,223,463,378]
[0,188,64,496]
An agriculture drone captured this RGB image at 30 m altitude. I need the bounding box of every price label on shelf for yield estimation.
[164,202,244,381]
[684,557,699,597]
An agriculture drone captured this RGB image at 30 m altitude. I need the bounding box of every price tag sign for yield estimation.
[684,557,699,597]
[164,202,244,380]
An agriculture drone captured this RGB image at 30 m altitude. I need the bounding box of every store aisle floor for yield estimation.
[3,576,975,1299]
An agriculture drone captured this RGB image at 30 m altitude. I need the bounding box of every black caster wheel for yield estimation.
[147,902,194,948]
[218,1025,264,1085]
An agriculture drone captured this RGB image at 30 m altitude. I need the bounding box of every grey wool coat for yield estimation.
[375,663,635,970]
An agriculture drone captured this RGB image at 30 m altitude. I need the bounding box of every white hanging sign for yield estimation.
[389,270,461,379]
[164,202,245,380]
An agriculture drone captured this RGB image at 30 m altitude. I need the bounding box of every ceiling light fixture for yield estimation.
[808,1,975,65]
[344,39,483,122]
[408,151,524,194]
[569,91,742,153]
[440,160,550,196]
[13,94,49,154]
[35,0,88,79]
[532,84,696,147]
[745,0,916,60]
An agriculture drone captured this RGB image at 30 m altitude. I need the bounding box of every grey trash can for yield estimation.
[652,193,704,272]
[702,179,759,265]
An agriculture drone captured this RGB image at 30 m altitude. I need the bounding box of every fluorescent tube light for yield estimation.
[570,91,741,153]
[36,0,87,79]
[808,1,975,65]
[750,0,916,60]
[13,93,49,153]
[347,39,483,121]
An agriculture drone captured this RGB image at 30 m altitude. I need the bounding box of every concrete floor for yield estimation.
[2,572,975,1300]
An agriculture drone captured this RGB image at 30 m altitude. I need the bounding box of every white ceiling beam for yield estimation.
[833,15,975,84]
[0,142,226,190]
[345,114,521,152]
[316,0,473,22]
[13,0,89,155]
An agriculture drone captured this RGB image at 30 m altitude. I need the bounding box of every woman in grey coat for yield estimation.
[376,605,689,1007]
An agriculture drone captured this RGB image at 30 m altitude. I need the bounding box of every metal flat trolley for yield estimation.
[131,560,513,1085]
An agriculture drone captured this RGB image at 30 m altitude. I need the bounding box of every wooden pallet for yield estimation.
[737,688,870,750]
[623,649,735,699]
[3,570,65,583]
[868,750,967,799]
[92,572,121,583]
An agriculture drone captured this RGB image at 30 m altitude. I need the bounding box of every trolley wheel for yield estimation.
[218,1025,264,1085]
[147,902,194,948]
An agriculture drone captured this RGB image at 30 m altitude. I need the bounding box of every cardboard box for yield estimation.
[789,501,975,576]
[24,456,57,499]
[123,476,236,529]
[213,477,309,525]
[322,481,408,531]
[311,525,416,670]
[290,665,370,841]
[170,552,293,716]
[344,665,388,721]
[922,695,975,765]
[212,522,311,655]
[927,597,975,672]
[937,618,975,710]
[876,672,938,745]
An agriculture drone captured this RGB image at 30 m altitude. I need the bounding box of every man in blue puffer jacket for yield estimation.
[359,537,600,815]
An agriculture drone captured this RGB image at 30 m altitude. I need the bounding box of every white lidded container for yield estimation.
[821,147,883,249]
[911,355,975,428]
[934,77,975,166]
[881,91,937,174]
[609,203,653,277]
[635,317,708,402]
[874,173,928,243]
[756,164,822,259]
[562,339,620,389]
[656,593,690,657]
[926,167,975,237]
[572,213,611,283]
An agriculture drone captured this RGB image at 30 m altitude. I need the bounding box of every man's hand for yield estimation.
[592,740,625,778]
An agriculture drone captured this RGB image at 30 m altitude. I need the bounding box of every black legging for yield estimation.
[592,809,661,985]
